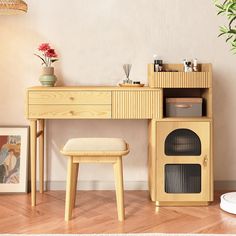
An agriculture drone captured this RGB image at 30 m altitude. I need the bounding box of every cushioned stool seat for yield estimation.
[61,138,129,221]
[62,138,127,152]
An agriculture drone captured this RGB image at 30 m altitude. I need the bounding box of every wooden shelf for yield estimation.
[148,64,212,88]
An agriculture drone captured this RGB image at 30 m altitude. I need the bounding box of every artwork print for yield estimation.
[0,135,21,184]
[0,127,28,193]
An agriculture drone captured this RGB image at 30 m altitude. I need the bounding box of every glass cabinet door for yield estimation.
[156,121,212,202]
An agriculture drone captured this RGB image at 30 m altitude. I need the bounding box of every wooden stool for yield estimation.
[60,138,130,221]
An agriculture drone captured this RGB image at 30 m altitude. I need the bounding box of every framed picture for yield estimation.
[0,127,29,193]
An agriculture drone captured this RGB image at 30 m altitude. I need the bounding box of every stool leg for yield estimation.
[65,157,76,221]
[113,157,125,221]
[71,164,79,209]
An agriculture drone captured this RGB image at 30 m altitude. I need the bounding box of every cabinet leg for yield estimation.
[30,120,37,207]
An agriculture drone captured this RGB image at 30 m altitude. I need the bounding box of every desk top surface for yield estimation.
[27,86,159,91]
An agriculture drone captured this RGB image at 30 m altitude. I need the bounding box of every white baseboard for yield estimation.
[214,181,236,191]
[37,181,149,191]
[36,180,236,191]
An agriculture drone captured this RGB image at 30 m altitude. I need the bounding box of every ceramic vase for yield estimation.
[39,67,57,87]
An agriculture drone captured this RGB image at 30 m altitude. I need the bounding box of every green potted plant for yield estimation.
[35,43,59,87]
[213,0,236,215]
[213,0,236,53]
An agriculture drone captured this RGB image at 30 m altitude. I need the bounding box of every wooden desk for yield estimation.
[26,64,213,207]
[25,86,161,206]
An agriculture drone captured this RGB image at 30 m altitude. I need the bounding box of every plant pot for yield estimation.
[39,67,57,87]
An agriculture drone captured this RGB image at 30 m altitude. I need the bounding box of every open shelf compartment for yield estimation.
[162,88,212,118]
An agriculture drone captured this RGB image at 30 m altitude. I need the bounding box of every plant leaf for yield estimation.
[226,35,233,42]
[34,54,46,65]
[51,59,59,63]
[229,15,236,27]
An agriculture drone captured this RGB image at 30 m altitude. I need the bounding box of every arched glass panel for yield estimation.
[165,129,201,156]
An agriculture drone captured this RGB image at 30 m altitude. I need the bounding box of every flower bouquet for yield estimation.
[35,43,59,87]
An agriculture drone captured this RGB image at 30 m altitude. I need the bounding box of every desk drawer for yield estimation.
[28,91,111,105]
[28,105,111,119]
[112,90,161,119]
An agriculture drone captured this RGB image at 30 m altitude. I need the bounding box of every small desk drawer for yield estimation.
[28,105,111,119]
[28,91,111,105]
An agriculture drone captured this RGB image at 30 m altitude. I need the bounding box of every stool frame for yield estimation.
[61,148,129,221]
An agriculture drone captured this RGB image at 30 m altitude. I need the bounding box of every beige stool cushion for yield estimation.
[62,138,128,152]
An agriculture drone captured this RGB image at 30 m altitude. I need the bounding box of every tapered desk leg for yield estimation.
[39,119,45,194]
[30,120,37,207]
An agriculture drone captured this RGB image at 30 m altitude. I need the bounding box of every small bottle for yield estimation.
[193,58,198,72]
[153,55,163,72]
[153,55,159,72]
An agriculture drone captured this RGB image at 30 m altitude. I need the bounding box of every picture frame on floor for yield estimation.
[0,126,29,193]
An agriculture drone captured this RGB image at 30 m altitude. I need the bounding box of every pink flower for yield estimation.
[38,43,51,52]
[45,49,58,58]
[35,43,59,66]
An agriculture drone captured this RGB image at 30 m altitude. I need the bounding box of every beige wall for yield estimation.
[0,0,234,188]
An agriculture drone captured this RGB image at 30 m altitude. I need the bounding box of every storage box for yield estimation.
[166,98,202,117]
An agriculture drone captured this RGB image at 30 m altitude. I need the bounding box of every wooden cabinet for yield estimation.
[148,63,213,206]
[154,120,213,206]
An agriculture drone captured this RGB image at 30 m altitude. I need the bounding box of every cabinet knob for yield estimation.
[203,156,208,166]
[69,97,74,101]
[69,110,74,115]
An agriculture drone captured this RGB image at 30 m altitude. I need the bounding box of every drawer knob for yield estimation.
[69,110,75,115]
[69,97,75,101]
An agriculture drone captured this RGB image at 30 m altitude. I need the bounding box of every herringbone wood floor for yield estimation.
[0,191,235,234]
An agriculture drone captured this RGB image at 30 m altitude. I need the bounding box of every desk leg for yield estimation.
[39,119,45,194]
[30,120,37,207]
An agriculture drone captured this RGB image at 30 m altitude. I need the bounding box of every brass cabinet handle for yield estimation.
[69,97,75,101]
[69,110,75,115]
[203,155,208,166]
[175,104,192,109]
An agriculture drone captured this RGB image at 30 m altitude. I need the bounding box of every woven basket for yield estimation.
[0,0,27,14]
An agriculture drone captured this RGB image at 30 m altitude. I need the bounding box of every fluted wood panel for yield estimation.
[112,90,161,119]
[153,72,211,88]
[148,64,212,88]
